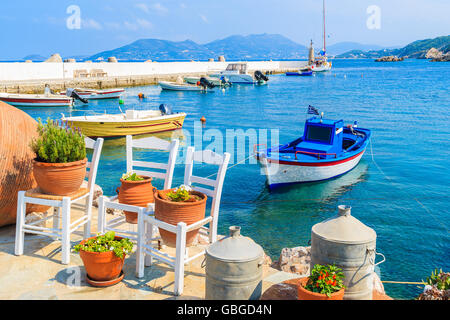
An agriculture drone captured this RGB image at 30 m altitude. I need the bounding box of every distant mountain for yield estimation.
[337,35,450,59]
[326,42,387,56]
[204,34,308,60]
[22,54,46,61]
[88,34,308,61]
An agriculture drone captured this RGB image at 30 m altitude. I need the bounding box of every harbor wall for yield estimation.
[0,60,306,93]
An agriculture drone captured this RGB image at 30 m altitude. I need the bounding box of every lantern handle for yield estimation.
[374,251,386,267]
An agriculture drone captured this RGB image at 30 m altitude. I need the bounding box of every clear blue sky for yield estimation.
[0,0,448,59]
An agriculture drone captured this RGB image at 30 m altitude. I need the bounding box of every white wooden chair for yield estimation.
[135,146,230,295]
[97,135,179,240]
[14,137,104,264]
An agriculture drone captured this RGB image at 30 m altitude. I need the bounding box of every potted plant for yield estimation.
[297,264,345,300]
[30,118,87,195]
[73,231,133,286]
[154,185,207,247]
[116,172,156,224]
[417,269,449,300]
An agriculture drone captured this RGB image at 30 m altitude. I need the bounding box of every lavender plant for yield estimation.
[30,118,86,163]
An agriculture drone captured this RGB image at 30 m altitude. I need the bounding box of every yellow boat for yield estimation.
[62,109,186,138]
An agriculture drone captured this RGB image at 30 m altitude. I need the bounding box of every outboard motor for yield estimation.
[254,70,269,82]
[199,77,215,89]
[66,88,88,104]
[159,103,173,115]
[220,76,232,87]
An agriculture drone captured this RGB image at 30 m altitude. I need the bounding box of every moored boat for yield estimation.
[159,81,214,92]
[0,92,73,107]
[62,105,186,138]
[184,76,231,87]
[255,108,370,189]
[286,66,313,76]
[210,63,269,84]
[60,88,125,100]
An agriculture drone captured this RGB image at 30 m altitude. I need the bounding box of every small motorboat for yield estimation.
[159,80,214,92]
[0,92,73,107]
[210,63,269,84]
[255,111,371,189]
[286,66,313,76]
[62,104,186,138]
[184,76,231,87]
[60,88,124,100]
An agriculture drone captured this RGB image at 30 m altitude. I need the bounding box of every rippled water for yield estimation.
[22,59,450,299]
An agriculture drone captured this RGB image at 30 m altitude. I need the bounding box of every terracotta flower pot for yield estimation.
[154,189,207,247]
[297,277,345,300]
[79,236,125,282]
[32,158,87,196]
[116,176,155,224]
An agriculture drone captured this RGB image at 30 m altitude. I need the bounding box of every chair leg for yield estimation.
[136,209,145,278]
[14,191,26,256]
[174,222,187,296]
[83,195,92,239]
[61,197,71,265]
[52,207,60,238]
[209,218,218,244]
[97,196,105,234]
[144,222,154,267]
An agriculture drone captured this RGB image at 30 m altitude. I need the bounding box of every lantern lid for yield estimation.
[206,226,264,262]
[312,205,376,244]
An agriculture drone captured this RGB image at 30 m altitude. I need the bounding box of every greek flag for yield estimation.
[307,105,319,115]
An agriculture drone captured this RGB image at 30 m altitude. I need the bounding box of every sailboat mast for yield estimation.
[323,0,326,53]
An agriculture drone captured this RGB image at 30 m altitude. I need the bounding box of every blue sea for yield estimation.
[21,59,450,299]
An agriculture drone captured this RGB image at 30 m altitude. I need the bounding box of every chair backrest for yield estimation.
[85,137,104,194]
[184,147,230,218]
[126,135,179,190]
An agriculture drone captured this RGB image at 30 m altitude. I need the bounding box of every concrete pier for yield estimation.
[0,60,306,94]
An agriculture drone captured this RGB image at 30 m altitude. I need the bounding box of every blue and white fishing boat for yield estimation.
[255,106,371,189]
[286,67,313,77]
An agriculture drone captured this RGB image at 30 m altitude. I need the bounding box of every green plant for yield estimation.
[121,172,145,181]
[167,185,191,202]
[73,231,133,258]
[305,264,345,297]
[30,118,86,163]
[422,269,450,291]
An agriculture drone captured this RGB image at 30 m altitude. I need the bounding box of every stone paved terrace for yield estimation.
[0,202,299,300]
[0,201,392,300]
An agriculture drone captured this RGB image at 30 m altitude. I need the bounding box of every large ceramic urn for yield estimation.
[0,102,48,227]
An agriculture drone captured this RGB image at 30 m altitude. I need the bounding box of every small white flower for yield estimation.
[423,285,432,293]
[110,247,115,251]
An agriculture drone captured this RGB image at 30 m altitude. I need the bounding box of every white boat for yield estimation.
[159,81,214,92]
[0,92,73,107]
[210,63,268,84]
[60,88,124,100]
[310,0,332,72]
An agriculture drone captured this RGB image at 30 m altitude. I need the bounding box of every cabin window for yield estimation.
[306,125,332,143]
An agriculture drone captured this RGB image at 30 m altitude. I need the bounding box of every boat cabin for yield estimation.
[225,63,248,74]
[286,117,344,160]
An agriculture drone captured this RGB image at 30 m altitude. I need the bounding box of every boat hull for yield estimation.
[0,96,73,107]
[60,89,124,100]
[159,81,212,91]
[258,150,365,189]
[286,71,313,76]
[66,114,186,138]
[209,73,255,84]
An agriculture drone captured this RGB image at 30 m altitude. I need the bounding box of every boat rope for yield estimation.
[381,281,423,285]
[204,154,255,179]
[369,138,449,234]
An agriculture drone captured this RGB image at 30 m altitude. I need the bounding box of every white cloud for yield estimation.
[123,19,152,31]
[124,21,139,31]
[152,3,168,15]
[135,2,168,15]
[82,18,102,30]
[180,3,187,9]
[135,3,150,14]
[199,14,208,23]
[137,18,153,29]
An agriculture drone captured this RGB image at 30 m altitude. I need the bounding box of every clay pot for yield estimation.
[116,176,155,224]
[154,189,207,247]
[0,102,50,227]
[32,158,87,195]
[79,236,125,282]
[297,277,345,300]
